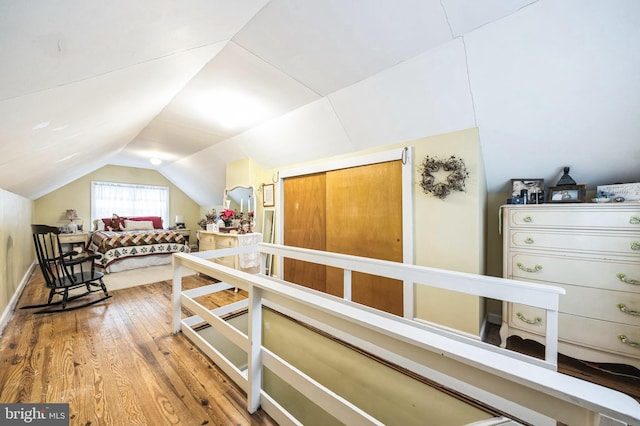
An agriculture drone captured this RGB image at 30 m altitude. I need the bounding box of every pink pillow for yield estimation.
[128,216,163,229]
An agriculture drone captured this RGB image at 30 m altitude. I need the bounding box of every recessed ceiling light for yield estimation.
[150,157,162,165]
[32,121,50,130]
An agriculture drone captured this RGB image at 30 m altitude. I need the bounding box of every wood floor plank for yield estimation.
[0,269,277,426]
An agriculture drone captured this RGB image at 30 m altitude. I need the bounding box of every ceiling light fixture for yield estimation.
[150,157,162,166]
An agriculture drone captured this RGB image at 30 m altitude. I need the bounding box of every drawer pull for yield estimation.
[523,216,533,223]
[617,273,640,286]
[617,303,640,316]
[631,241,640,251]
[516,312,542,325]
[516,262,542,273]
[618,335,640,349]
[630,215,640,225]
[524,237,534,244]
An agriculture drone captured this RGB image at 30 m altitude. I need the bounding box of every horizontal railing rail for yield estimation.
[172,244,640,426]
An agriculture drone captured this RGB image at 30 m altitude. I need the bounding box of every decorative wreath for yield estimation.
[419,155,469,199]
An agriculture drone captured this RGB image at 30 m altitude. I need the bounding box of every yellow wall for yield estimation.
[0,188,35,330]
[33,165,201,243]
[235,127,487,335]
[411,128,486,336]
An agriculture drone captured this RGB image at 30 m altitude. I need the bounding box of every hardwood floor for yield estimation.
[0,269,277,426]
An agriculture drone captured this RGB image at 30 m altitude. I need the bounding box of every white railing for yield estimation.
[172,243,640,426]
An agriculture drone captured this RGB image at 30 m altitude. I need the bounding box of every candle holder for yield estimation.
[238,212,253,234]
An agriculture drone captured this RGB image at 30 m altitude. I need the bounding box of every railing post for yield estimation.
[172,260,183,334]
[247,286,263,413]
[343,269,352,301]
[545,309,559,369]
[403,279,413,319]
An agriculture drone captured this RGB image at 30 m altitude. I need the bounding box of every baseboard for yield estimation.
[0,261,36,338]
[487,312,502,325]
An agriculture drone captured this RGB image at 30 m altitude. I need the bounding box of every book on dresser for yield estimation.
[499,203,640,369]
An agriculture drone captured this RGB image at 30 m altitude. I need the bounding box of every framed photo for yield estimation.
[511,179,544,197]
[548,185,586,203]
[263,184,275,207]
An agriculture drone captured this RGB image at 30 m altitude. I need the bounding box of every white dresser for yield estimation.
[499,203,640,369]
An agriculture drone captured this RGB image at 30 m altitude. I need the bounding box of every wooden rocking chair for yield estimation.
[23,224,111,314]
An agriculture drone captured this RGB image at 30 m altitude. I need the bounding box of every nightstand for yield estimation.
[174,228,191,245]
[58,232,90,253]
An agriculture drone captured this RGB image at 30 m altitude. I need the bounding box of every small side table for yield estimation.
[58,232,90,253]
[174,228,191,245]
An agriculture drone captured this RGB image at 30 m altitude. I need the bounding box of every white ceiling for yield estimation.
[1,0,638,204]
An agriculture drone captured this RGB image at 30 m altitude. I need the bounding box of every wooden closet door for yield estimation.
[325,161,403,315]
[283,173,327,292]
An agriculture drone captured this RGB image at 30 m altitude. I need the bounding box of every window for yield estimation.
[91,181,169,229]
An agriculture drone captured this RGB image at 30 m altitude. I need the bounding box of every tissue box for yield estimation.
[596,183,640,201]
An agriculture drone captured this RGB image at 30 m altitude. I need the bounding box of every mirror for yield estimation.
[262,209,276,275]
[224,185,255,213]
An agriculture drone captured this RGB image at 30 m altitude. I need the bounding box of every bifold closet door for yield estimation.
[283,160,403,315]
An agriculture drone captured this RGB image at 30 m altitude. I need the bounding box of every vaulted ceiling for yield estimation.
[1,0,638,205]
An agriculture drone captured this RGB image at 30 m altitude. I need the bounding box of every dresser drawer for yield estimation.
[214,255,236,269]
[507,285,640,327]
[507,206,640,230]
[59,233,88,244]
[508,253,640,293]
[506,305,640,360]
[215,235,237,249]
[560,283,640,324]
[508,230,640,256]
[507,303,546,335]
[199,233,216,251]
[560,314,640,360]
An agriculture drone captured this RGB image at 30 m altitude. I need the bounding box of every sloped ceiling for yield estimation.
[0,0,638,205]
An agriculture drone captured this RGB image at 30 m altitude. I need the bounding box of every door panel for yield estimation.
[326,161,403,315]
[283,173,327,291]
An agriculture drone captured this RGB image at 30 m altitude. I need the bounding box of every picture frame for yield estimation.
[263,183,275,207]
[548,185,586,203]
[511,179,544,197]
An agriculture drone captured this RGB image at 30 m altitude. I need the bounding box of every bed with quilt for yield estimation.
[88,216,190,273]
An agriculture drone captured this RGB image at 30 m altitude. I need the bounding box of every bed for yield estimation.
[88,216,190,273]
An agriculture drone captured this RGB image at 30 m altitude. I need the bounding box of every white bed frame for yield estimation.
[171,243,640,426]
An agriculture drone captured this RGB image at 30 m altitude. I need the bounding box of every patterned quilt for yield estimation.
[88,230,190,269]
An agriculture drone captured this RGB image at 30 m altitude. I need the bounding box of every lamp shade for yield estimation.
[175,215,184,223]
[65,209,79,221]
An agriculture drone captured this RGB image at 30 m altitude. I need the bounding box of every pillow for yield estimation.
[123,219,154,231]
[128,216,163,229]
[101,216,126,231]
